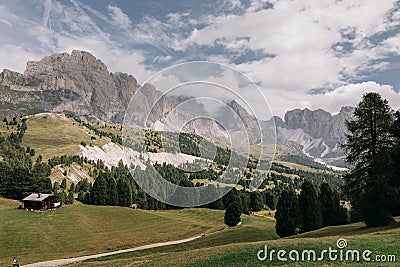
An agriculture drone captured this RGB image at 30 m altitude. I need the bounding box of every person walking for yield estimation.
[12,257,20,267]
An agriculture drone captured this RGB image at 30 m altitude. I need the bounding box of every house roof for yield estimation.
[22,193,53,202]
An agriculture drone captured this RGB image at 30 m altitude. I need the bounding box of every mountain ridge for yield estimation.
[0,50,354,162]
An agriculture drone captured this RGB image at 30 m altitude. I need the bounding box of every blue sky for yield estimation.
[0,0,400,117]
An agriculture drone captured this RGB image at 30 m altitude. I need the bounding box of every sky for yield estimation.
[0,0,400,118]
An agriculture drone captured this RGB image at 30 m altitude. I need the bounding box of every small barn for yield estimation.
[22,193,61,211]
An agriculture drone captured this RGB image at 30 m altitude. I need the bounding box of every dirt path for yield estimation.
[22,235,202,267]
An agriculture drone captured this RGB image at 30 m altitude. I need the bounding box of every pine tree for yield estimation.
[250,191,264,212]
[91,173,108,205]
[137,188,148,209]
[222,188,242,211]
[343,93,394,227]
[224,201,241,227]
[275,189,300,237]
[53,181,60,193]
[299,180,322,232]
[319,183,349,226]
[389,111,400,216]
[69,183,75,194]
[60,178,67,189]
[108,178,118,206]
[117,179,132,207]
[265,191,276,210]
[66,190,74,204]
[240,191,251,215]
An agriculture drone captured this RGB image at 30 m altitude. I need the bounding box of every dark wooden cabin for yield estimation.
[22,193,61,210]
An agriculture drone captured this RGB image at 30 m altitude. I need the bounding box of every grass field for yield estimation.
[0,199,234,267]
[1,199,399,267]
[65,218,400,267]
[21,113,110,161]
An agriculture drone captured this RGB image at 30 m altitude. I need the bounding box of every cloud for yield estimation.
[264,81,400,118]
[182,0,399,91]
[107,5,132,29]
[0,44,44,73]
[1,0,400,119]
[0,18,12,27]
[0,0,152,83]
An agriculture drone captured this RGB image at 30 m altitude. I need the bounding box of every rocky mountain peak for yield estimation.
[284,108,332,139]
[23,50,111,91]
[0,50,140,123]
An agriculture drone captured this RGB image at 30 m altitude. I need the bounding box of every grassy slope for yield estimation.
[67,218,400,267]
[0,198,20,210]
[0,201,229,267]
[21,113,110,161]
[65,215,278,267]
[274,160,331,173]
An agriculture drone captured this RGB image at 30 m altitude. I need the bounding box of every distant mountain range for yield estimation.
[0,51,354,163]
[266,106,354,159]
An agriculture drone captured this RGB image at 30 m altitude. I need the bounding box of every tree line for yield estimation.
[275,180,349,237]
[0,119,53,199]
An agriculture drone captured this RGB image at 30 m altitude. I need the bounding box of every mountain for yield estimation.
[0,50,140,122]
[216,100,262,144]
[264,106,354,159]
[0,50,354,163]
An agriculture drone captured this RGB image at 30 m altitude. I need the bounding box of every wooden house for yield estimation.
[22,193,61,211]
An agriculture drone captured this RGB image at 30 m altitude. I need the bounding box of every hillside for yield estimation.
[0,200,223,266]
[21,113,110,161]
[0,201,275,267]
[10,112,342,193]
[64,217,400,267]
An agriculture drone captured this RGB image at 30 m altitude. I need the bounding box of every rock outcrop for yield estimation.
[0,50,140,122]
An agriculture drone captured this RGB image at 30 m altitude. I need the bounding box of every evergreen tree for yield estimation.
[66,190,74,204]
[57,191,67,204]
[298,181,322,232]
[319,183,349,226]
[91,173,108,205]
[108,178,118,206]
[76,179,91,193]
[116,179,132,207]
[222,188,242,211]
[6,167,30,200]
[343,93,394,227]
[319,182,338,226]
[389,111,400,216]
[137,188,148,209]
[265,191,276,210]
[240,191,251,215]
[69,183,75,194]
[60,178,67,189]
[53,181,60,193]
[250,191,264,212]
[275,189,300,237]
[224,201,241,227]
[31,177,52,194]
